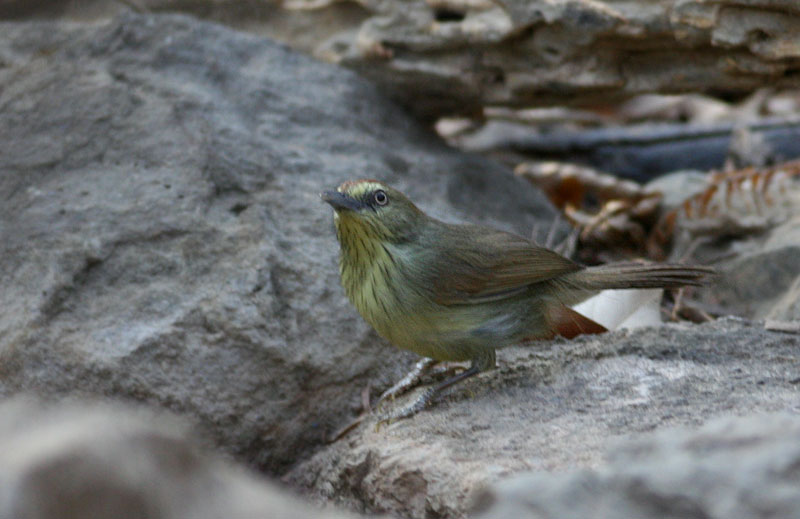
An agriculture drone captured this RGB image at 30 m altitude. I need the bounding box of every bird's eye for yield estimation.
[373,190,388,206]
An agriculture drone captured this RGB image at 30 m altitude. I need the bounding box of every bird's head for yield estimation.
[321,180,425,244]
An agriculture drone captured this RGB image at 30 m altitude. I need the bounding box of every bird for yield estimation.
[321,179,713,422]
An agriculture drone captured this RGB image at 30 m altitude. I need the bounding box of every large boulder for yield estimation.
[287,318,800,518]
[0,13,558,473]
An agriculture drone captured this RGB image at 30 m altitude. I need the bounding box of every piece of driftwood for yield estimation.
[464,117,800,181]
[306,0,800,119]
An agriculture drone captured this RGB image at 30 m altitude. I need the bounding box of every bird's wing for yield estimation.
[423,224,583,306]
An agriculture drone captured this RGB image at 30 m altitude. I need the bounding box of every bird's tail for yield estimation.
[565,262,715,291]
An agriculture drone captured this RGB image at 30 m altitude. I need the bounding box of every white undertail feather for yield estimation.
[572,289,663,330]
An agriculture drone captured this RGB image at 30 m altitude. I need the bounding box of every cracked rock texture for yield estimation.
[5,1,800,118]
[474,413,800,519]
[0,13,558,473]
[286,318,800,519]
[0,398,364,519]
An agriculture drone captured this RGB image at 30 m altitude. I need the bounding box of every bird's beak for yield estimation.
[321,190,364,212]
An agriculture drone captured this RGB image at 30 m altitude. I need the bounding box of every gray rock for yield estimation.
[0,398,363,519]
[473,413,800,519]
[0,13,559,473]
[286,318,800,518]
[770,276,800,321]
[697,216,800,320]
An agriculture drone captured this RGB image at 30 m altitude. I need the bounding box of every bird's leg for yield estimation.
[328,358,440,442]
[376,365,480,426]
[375,357,439,407]
[376,349,495,426]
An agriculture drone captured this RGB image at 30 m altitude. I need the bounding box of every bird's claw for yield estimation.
[375,387,437,428]
[376,358,438,407]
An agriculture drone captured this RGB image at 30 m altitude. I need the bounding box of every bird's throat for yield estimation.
[334,213,398,333]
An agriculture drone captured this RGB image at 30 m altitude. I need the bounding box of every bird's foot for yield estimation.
[376,358,438,407]
[375,364,482,428]
[328,361,441,441]
[375,387,437,430]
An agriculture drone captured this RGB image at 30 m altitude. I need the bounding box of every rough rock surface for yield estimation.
[692,216,800,321]
[473,413,800,519]
[286,318,800,519]
[0,398,364,519]
[0,13,559,473]
[6,1,800,119]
